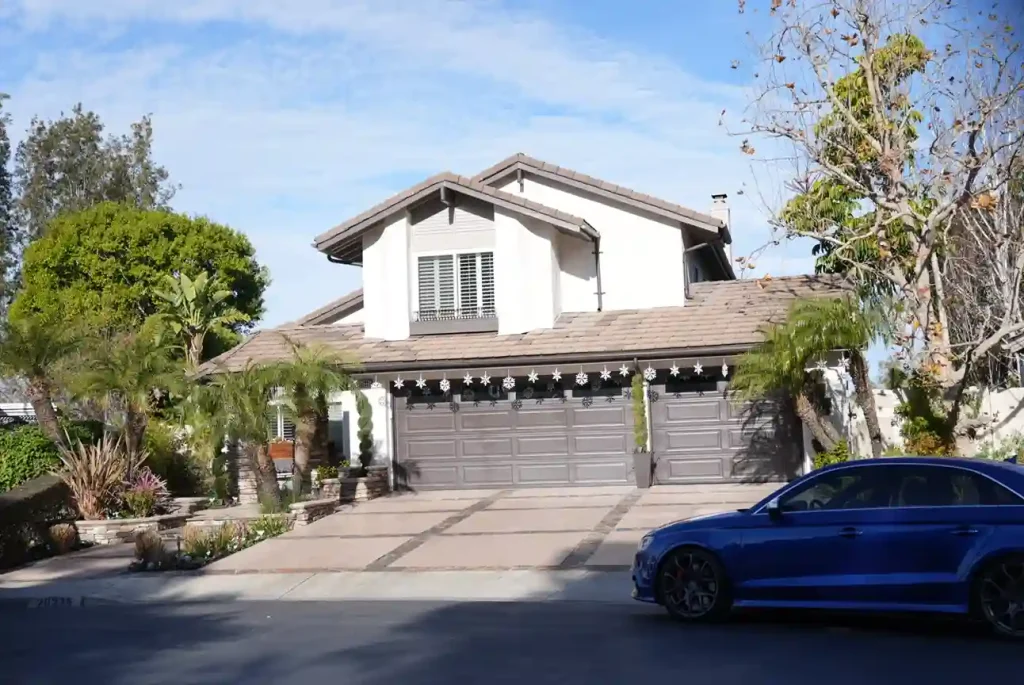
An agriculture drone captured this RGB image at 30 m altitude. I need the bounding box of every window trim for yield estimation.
[413,249,496,320]
[752,462,1024,515]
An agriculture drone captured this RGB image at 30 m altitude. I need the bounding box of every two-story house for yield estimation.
[209,154,838,491]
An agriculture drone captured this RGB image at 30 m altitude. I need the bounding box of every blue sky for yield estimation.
[0,0,812,329]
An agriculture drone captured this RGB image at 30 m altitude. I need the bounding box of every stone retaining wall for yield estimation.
[289,498,339,526]
[76,511,192,546]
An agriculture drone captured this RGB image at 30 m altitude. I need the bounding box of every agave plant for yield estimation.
[55,434,144,520]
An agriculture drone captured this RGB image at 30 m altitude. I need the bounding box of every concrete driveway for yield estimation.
[206,483,778,573]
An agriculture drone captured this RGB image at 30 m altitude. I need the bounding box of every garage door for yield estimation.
[394,390,634,489]
[650,380,802,484]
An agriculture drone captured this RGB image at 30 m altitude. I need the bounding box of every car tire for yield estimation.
[656,546,732,623]
[972,553,1024,640]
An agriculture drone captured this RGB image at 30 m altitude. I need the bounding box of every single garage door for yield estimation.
[650,380,802,484]
[394,391,634,489]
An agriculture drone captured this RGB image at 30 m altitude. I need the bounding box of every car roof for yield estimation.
[816,455,1024,486]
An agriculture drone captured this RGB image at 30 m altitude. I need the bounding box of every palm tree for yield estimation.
[732,296,884,458]
[0,315,79,446]
[153,271,246,370]
[271,335,357,494]
[71,319,183,455]
[209,362,281,507]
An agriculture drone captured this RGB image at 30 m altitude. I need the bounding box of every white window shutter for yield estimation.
[417,256,437,315]
[480,252,495,316]
[437,255,455,316]
[458,253,479,315]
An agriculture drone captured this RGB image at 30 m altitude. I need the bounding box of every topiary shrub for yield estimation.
[631,372,647,452]
[0,425,62,492]
[813,439,851,470]
[355,389,374,473]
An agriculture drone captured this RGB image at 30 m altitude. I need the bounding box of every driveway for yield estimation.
[205,483,778,573]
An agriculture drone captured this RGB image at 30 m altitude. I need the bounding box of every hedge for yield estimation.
[0,474,76,569]
[0,421,104,493]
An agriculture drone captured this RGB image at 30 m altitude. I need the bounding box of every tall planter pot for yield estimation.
[633,450,653,489]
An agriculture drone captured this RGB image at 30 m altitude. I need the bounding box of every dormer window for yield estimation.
[413,251,497,333]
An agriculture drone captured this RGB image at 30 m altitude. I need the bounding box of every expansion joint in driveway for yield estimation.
[363,490,511,570]
[557,490,643,569]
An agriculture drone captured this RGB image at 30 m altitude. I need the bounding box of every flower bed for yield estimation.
[129,514,293,572]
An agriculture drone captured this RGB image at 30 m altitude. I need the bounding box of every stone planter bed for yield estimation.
[319,468,389,503]
[76,511,192,546]
[289,497,340,526]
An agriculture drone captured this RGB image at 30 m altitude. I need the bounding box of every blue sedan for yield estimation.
[632,456,1024,638]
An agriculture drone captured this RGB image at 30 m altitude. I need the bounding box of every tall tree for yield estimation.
[0,315,79,447]
[736,0,1024,430]
[12,104,176,243]
[0,94,14,312]
[10,202,269,356]
[271,336,357,494]
[153,270,247,370]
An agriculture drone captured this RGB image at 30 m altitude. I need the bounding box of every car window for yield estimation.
[893,466,1024,507]
[779,467,893,512]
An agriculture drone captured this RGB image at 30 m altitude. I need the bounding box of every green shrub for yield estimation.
[813,439,851,470]
[0,425,62,492]
[182,522,243,562]
[355,390,374,472]
[631,372,647,452]
[315,464,338,482]
[144,420,205,496]
[975,432,1024,461]
[0,475,76,569]
[243,515,291,545]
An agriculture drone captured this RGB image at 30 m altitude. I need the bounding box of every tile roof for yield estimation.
[201,276,846,375]
[313,172,596,255]
[473,153,727,236]
[290,288,364,326]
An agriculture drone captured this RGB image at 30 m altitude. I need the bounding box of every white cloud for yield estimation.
[3,0,806,327]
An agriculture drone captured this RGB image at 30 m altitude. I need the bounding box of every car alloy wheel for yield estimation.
[978,556,1024,639]
[658,548,729,621]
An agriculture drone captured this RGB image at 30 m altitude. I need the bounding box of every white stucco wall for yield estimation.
[496,176,686,311]
[329,386,391,467]
[361,213,410,340]
[556,231,598,313]
[493,208,559,335]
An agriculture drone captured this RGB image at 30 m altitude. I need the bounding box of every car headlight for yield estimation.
[637,534,653,552]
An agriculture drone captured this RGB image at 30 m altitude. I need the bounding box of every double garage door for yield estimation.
[394,384,800,490]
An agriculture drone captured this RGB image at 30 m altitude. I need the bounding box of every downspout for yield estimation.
[593,236,604,312]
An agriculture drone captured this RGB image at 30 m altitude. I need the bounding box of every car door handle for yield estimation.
[838,527,862,538]
[951,527,979,536]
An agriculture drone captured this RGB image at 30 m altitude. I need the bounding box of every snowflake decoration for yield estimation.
[393,376,405,388]
[619,364,631,377]
[693,362,704,376]
[582,396,594,408]
[575,370,589,386]
[370,377,382,390]
[439,378,451,394]
[551,368,562,382]
[503,374,516,390]
[463,372,474,385]
[643,365,657,382]
[600,366,612,381]
[669,363,680,377]
[721,363,729,378]
[840,356,851,372]
[814,358,828,373]
[512,399,523,411]
[527,369,539,384]
[479,372,492,385]
[415,376,428,389]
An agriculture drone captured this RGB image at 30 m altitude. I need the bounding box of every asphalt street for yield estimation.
[2,599,1022,684]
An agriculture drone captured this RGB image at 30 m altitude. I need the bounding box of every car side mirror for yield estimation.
[766,497,783,521]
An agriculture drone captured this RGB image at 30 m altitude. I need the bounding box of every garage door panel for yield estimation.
[411,465,460,487]
[573,461,630,484]
[405,412,456,433]
[461,438,513,457]
[395,393,632,490]
[405,439,457,459]
[516,407,570,428]
[517,463,571,483]
[661,458,725,480]
[460,410,514,431]
[571,405,629,427]
[656,429,724,451]
[651,385,796,484]
[463,464,515,484]
[573,434,629,455]
[516,435,570,456]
